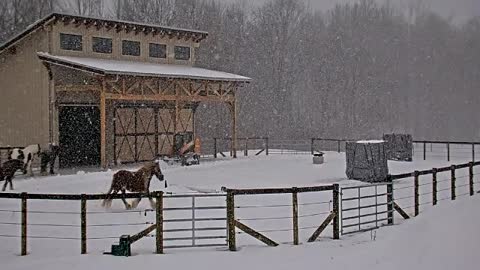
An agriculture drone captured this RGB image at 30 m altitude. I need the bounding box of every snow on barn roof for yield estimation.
[37,52,251,82]
[356,140,385,144]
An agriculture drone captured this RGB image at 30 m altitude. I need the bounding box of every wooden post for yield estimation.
[469,162,474,196]
[245,138,248,156]
[451,165,456,200]
[81,194,87,254]
[100,80,107,169]
[21,192,27,256]
[292,189,299,245]
[423,142,426,160]
[473,143,475,162]
[387,182,394,225]
[156,191,164,254]
[231,100,237,159]
[447,142,450,162]
[414,171,419,216]
[332,184,340,239]
[337,140,341,153]
[213,138,217,159]
[311,138,315,155]
[432,168,438,205]
[226,191,236,251]
[265,137,269,156]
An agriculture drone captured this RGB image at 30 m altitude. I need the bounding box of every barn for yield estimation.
[0,13,250,168]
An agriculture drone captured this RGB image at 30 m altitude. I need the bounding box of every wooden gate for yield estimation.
[114,105,194,164]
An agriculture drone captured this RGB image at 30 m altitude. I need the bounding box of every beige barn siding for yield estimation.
[0,29,50,147]
[52,24,197,65]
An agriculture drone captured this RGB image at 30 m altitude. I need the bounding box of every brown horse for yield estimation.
[102,162,166,209]
[1,159,26,191]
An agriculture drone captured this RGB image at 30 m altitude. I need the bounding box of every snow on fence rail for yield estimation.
[312,138,480,162]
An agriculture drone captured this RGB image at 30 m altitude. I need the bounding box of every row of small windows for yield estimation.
[60,33,190,60]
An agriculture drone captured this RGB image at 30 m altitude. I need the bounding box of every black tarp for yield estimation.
[383,134,413,161]
[346,141,389,182]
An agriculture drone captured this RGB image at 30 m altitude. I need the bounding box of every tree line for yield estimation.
[1,0,479,141]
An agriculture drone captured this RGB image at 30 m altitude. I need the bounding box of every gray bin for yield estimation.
[383,134,413,161]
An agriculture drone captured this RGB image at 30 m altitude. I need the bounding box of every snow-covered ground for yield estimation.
[0,151,478,270]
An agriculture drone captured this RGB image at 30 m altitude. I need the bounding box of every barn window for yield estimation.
[122,40,140,56]
[92,37,112,54]
[174,46,190,60]
[60,33,82,51]
[149,43,167,58]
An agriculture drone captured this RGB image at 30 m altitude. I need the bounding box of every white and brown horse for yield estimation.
[9,144,41,176]
[102,162,166,209]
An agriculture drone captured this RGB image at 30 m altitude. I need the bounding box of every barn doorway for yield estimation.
[58,105,101,168]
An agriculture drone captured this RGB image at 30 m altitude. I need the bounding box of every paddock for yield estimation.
[0,151,479,258]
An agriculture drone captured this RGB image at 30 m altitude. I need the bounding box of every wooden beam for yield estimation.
[307,212,336,242]
[100,79,107,168]
[393,202,410,219]
[234,220,278,247]
[104,93,234,103]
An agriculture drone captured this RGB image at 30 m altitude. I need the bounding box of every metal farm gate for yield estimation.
[114,104,194,164]
[162,193,228,249]
[340,183,394,235]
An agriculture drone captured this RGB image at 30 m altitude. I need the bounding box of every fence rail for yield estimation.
[312,138,480,162]
[222,184,339,251]
[0,191,228,256]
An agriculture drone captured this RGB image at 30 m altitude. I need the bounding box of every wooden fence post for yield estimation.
[292,188,299,245]
[451,165,456,200]
[332,184,340,239]
[414,171,419,216]
[265,137,269,156]
[244,138,248,156]
[423,142,426,160]
[226,191,236,251]
[432,168,438,205]
[337,140,341,153]
[21,192,27,256]
[472,143,475,162]
[447,142,450,162]
[469,162,474,196]
[81,194,87,254]
[213,138,217,159]
[387,182,394,225]
[156,191,164,254]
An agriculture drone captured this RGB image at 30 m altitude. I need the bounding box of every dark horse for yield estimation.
[0,159,26,191]
[102,162,166,209]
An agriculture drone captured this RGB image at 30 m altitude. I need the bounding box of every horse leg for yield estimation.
[121,189,132,210]
[101,187,115,208]
[49,157,55,175]
[130,195,142,209]
[1,178,7,191]
[28,159,34,177]
[8,176,13,190]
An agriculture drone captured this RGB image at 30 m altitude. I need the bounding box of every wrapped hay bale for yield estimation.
[346,140,389,182]
[383,134,413,161]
